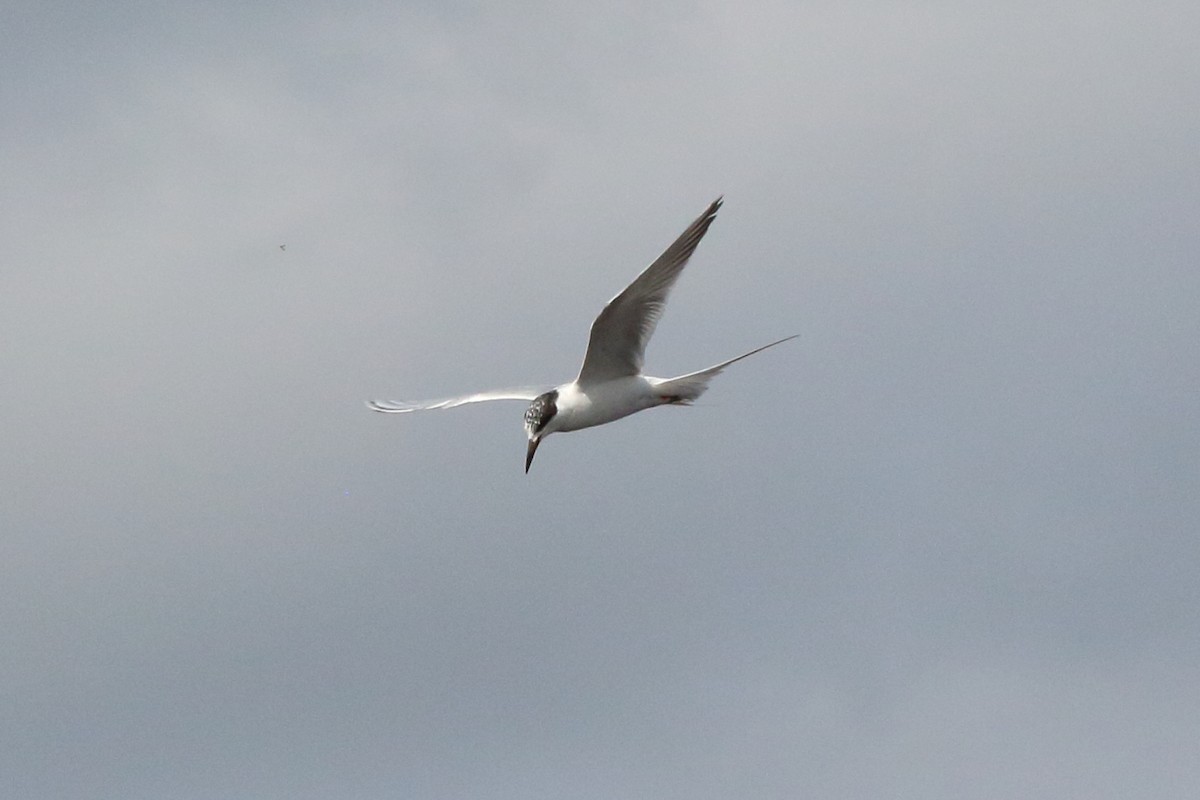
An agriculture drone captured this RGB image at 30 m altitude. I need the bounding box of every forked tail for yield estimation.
[652,335,798,404]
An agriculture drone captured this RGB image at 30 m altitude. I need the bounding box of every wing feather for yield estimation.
[366,387,544,414]
[576,197,723,386]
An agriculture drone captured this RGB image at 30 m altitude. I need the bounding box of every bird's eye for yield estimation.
[524,391,557,434]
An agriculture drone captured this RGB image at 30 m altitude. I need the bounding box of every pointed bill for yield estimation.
[525,437,541,473]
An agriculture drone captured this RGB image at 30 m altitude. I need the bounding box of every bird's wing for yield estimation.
[576,197,723,386]
[366,387,544,414]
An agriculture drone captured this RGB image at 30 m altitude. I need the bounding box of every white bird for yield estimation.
[368,198,796,472]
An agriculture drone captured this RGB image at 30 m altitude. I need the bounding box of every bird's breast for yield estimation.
[551,377,661,433]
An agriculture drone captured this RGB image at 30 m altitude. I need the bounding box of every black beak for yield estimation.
[525,437,541,473]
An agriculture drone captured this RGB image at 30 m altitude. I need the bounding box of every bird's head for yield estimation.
[523,389,558,473]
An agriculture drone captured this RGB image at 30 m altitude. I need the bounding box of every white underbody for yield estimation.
[546,376,674,435]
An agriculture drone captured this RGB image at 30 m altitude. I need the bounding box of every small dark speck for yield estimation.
[279,244,286,251]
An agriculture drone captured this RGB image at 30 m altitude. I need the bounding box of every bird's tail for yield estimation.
[651,335,798,404]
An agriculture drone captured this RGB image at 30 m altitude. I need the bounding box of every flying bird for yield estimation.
[368,198,796,472]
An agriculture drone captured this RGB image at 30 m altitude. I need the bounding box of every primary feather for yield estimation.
[366,387,544,413]
[576,197,723,386]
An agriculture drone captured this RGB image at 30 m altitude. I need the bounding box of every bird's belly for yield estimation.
[554,378,660,433]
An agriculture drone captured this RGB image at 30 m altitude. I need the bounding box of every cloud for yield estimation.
[2,2,1198,798]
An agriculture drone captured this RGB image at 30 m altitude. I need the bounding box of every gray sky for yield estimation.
[3,2,1198,798]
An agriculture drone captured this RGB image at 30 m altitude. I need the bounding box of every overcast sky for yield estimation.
[3,2,1198,798]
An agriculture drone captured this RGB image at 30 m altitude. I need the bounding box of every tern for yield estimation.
[368,197,796,472]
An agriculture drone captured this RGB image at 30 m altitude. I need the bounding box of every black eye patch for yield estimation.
[524,390,558,433]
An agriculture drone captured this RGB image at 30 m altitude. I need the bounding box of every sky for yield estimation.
[2,2,1198,798]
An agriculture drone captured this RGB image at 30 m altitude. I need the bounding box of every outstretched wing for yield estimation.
[366,387,544,414]
[576,197,723,387]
